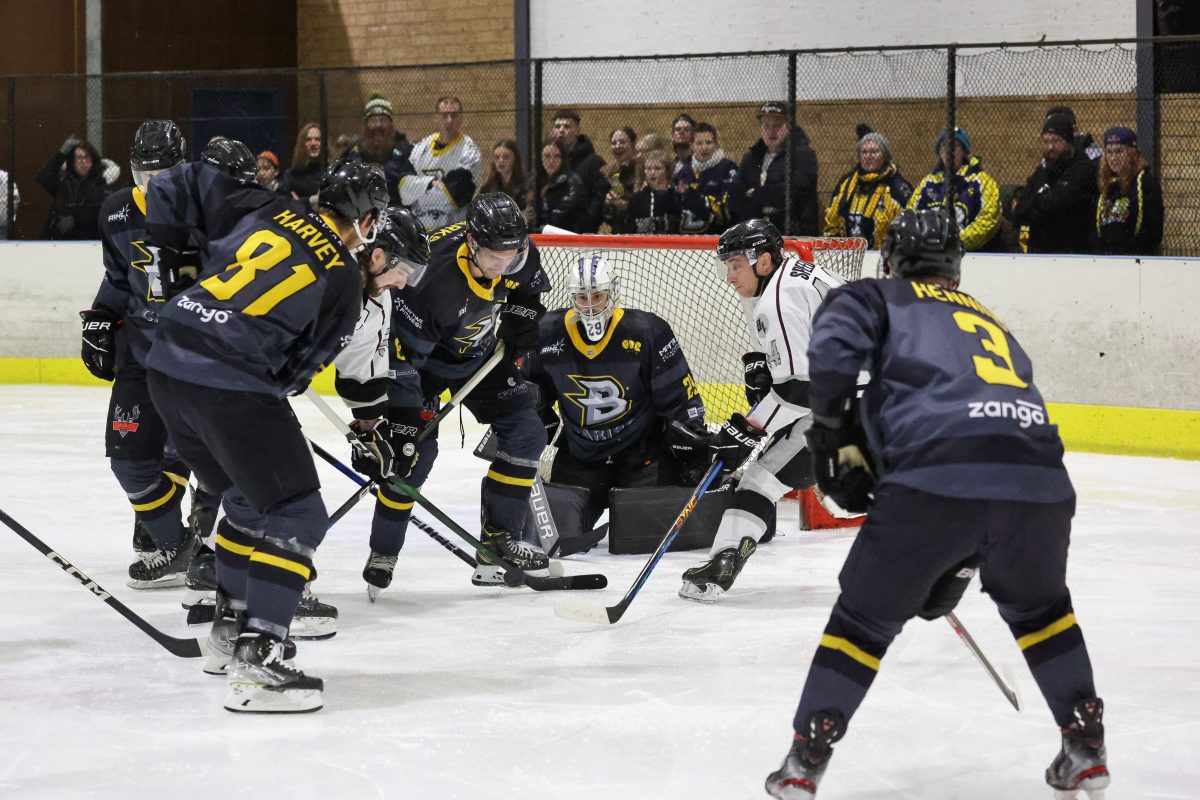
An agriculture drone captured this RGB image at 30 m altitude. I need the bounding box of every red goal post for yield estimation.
[530,233,868,423]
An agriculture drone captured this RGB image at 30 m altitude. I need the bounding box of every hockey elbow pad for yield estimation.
[159,246,201,300]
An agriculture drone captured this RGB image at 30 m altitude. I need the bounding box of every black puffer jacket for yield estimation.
[730,132,820,235]
[36,150,111,239]
[566,135,610,233]
[1013,148,1098,254]
[537,170,587,232]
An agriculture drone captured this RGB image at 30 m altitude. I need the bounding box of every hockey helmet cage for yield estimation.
[373,206,432,286]
[879,208,963,282]
[466,192,529,276]
[715,218,785,295]
[568,254,619,343]
[200,138,257,183]
[129,119,185,191]
[318,157,390,246]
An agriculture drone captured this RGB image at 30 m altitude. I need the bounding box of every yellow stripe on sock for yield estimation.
[485,469,534,487]
[249,551,312,580]
[1017,613,1077,651]
[375,489,414,511]
[131,481,178,512]
[163,471,189,487]
[215,533,255,556]
[819,634,881,671]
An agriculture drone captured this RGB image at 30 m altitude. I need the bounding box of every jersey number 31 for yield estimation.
[200,230,316,316]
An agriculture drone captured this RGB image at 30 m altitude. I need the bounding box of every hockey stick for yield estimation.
[553,457,725,625]
[0,507,207,658]
[416,342,507,443]
[945,611,1022,712]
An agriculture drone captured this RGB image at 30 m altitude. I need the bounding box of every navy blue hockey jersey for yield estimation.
[523,307,705,462]
[807,277,1073,503]
[143,162,362,398]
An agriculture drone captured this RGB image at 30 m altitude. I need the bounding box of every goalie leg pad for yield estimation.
[607,482,734,555]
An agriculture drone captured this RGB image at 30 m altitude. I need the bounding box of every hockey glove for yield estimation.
[386,408,423,479]
[80,309,121,381]
[158,246,201,300]
[350,418,395,482]
[805,419,875,514]
[497,295,546,356]
[665,420,711,467]
[918,557,979,620]
[742,351,772,407]
[710,413,765,472]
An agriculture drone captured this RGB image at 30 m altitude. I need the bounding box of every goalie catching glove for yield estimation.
[79,309,121,381]
[710,413,765,472]
[804,403,875,514]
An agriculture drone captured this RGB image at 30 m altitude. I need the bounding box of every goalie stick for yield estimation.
[553,457,725,625]
[945,611,1022,712]
[0,507,207,658]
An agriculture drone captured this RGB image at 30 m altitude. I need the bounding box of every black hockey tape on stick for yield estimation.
[0,507,207,658]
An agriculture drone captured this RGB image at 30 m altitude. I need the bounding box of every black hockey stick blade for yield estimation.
[0,508,206,658]
[527,573,607,592]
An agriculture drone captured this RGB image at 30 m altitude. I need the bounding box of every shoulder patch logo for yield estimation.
[107,204,130,224]
[621,339,642,353]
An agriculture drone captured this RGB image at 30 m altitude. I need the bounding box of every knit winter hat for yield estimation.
[257,150,279,168]
[363,92,394,121]
[934,126,971,154]
[1042,114,1074,144]
[857,132,891,161]
[1103,126,1137,147]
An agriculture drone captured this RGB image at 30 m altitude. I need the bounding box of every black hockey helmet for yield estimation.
[466,192,529,276]
[200,138,257,183]
[130,120,185,171]
[318,157,389,241]
[880,208,963,282]
[716,218,785,296]
[372,206,431,286]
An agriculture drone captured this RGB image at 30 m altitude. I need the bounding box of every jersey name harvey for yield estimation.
[272,209,346,269]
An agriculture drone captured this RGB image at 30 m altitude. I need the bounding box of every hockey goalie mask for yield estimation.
[569,254,619,342]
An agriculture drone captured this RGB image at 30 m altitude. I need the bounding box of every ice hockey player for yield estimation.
[199,137,257,183]
[142,155,388,713]
[398,96,482,230]
[83,119,218,590]
[521,254,711,553]
[361,192,551,598]
[679,219,846,603]
[764,208,1107,798]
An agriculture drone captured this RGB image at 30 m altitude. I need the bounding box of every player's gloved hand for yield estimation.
[742,351,772,407]
[497,295,546,356]
[350,418,395,482]
[918,557,979,620]
[79,309,121,381]
[158,245,202,300]
[665,420,711,469]
[60,135,82,155]
[805,417,875,514]
[386,407,423,479]
[710,413,765,472]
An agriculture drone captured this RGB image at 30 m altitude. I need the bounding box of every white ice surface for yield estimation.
[0,385,1197,799]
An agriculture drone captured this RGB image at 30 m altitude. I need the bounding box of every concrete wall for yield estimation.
[1,241,1196,413]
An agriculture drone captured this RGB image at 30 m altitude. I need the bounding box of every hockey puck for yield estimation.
[186,603,216,625]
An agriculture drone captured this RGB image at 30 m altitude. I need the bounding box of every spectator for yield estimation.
[400,95,482,230]
[823,131,912,248]
[670,113,696,180]
[256,150,281,191]
[730,101,820,235]
[622,150,678,234]
[1046,105,1103,164]
[477,139,529,211]
[675,122,739,234]
[280,122,329,201]
[551,108,610,233]
[1012,113,1099,254]
[1092,126,1163,255]
[602,126,638,230]
[341,92,415,204]
[908,127,1001,251]
[36,135,110,240]
[536,137,587,232]
[0,168,18,239]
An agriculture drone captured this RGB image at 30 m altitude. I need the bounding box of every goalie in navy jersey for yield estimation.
[520,255,710,548]
[360,193,553,598]
[143,156,389,713]
[764,209,1106,798]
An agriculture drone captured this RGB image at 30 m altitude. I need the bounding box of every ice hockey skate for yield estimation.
[204,593,297,676]
[363,551,397,602]
[181,542,217,621]
[1046,698,1109,799]
[126,528,198,589]
[289,583,338,640]
[679,536,756,603]
[187,485,218,541]
[131,520,154,564]
[472,523,551,586]
[224,632,322,714]
[765,710,846,798]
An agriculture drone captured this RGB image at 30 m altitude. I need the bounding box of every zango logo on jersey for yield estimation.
[967,398,1046,428]
[177,296,231,324]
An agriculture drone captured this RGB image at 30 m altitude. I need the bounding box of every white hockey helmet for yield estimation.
[568,254,619,343]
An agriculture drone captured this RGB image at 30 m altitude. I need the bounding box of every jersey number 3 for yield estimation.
[200,230,316,316]
[952,311,1029,388]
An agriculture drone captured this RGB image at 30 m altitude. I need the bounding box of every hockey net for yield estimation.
[531,234,869,425]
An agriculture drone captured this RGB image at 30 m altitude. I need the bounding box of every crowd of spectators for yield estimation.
[7,93,1165,256]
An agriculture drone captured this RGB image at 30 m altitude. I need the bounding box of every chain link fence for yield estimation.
[2,37,1197,254]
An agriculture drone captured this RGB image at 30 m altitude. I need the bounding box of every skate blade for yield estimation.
[678,581,725,604]
[224,681,322,714]
[288,616,337,641]
[367,584,383,603]
[203,653,230,676]
[471,565,509,586]
[126,574,186,590]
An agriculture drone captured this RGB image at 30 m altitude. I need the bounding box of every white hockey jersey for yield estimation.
[333,290,392,419]
[741,255,846,434]
[398,133,482,230]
